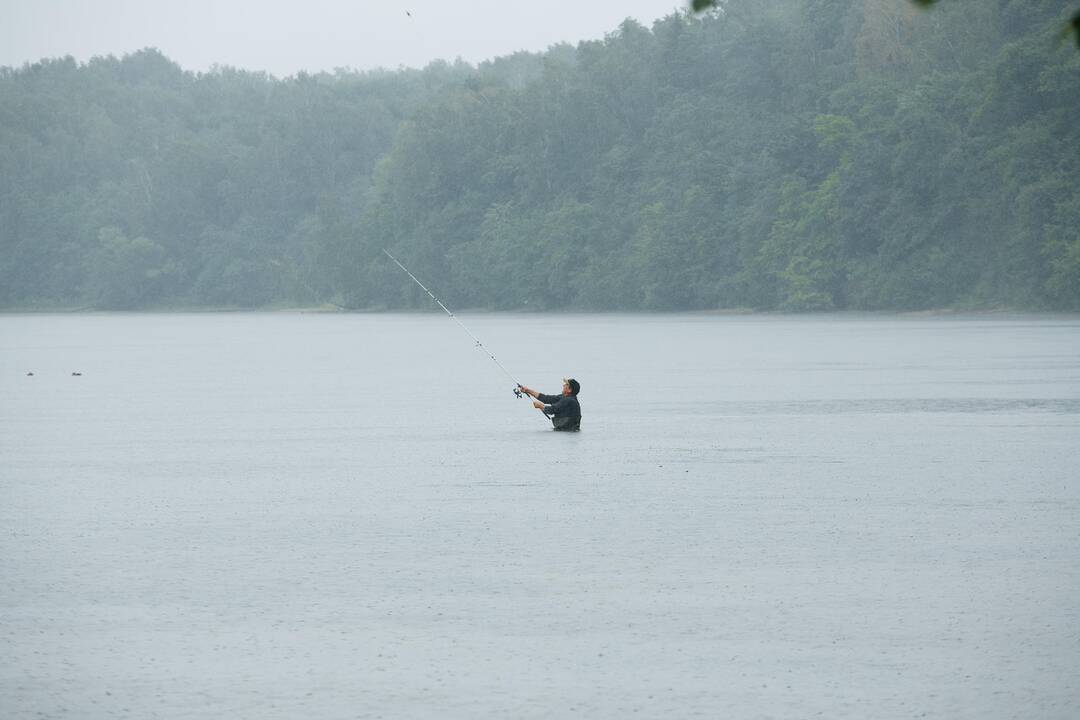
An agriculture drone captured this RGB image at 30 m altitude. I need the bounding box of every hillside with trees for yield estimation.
[2,0,1078,311]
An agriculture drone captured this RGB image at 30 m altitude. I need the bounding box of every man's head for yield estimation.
[562,377,580,396]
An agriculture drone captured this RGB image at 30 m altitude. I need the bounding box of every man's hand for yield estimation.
[532,400,544,410]
[520,386,537,398]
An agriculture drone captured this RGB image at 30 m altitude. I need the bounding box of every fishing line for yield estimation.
[382,248,530,402]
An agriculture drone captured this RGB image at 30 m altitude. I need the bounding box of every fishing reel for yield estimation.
[513,385,524,399]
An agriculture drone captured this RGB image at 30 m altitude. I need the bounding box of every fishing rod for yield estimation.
[382,249,538,408]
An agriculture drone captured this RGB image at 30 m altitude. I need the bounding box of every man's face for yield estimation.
[562,381,571,396]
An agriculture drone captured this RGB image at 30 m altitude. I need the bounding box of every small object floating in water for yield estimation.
[71,372,82,376]
[26,371,34,376]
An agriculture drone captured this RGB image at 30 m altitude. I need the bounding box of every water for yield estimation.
[2,313,1078,719]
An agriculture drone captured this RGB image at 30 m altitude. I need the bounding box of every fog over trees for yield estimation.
[2,0,1078,311]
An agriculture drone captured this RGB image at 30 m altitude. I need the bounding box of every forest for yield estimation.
[1,0,1078,311]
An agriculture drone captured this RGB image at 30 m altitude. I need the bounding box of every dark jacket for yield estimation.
[537,392,581,431]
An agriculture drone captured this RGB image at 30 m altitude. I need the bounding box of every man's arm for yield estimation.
[533,395,564,414]
[520,386,561,403]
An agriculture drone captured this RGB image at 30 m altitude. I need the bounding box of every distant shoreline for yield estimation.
[1,306,1076,318]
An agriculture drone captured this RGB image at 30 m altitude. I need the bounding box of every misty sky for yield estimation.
[1,0,686,76]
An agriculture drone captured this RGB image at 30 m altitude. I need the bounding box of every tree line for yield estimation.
[1,0,1078,311]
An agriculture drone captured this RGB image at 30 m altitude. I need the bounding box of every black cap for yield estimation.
[564,377,580,396]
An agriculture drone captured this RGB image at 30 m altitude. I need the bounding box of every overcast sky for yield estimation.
[1,0,686,76]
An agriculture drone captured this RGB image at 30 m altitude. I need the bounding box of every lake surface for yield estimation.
[2,313,1078,719]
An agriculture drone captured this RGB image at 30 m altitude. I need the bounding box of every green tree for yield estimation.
[86,226,174,308]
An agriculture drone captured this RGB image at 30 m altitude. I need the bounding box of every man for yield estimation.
[519,378,581,431]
